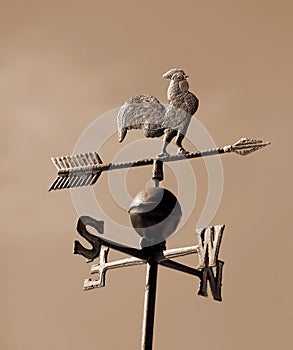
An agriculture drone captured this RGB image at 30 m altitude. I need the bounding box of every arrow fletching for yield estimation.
[49,152,103,191]
[228,137,270,156]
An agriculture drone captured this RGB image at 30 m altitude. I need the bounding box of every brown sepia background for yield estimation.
[1,1,292,349]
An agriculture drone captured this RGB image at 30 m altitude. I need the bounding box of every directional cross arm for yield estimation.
[90,256,145,275]
[161,245,199,260]
[85,244,201,290]
[86,254,145,290]
[160,259,202,278]
[75,219,226,301]
[84,246,150,290]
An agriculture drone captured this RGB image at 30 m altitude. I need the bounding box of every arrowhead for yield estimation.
[231,137,270,156]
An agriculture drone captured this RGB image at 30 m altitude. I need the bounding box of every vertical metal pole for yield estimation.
[141,260,158,350]
[141,160,163,349]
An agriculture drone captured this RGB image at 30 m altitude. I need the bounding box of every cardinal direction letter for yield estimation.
[73,216,104,262]
[83,245,110,290]
[197,260,224,302]
[195,225,225,302]
[196,225,225,269]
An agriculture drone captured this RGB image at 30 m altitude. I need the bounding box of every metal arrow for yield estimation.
[49,137,270,191]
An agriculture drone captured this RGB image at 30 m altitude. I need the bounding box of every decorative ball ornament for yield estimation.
[128,186,182,247]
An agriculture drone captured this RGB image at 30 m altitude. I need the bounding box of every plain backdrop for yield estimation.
[0,1,292,349]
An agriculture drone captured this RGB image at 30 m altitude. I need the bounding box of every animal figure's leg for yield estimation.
[158,129,177,157]
[118,128,127,143]
[176,132,189,155]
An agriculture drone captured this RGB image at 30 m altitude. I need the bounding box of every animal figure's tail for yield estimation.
[117,94,165,143]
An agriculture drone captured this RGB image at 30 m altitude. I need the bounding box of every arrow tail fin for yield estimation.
[49,151,103,191]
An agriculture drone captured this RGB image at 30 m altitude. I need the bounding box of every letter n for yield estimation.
[198,260,224,302]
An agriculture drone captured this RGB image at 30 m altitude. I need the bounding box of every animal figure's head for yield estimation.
[163,68,189,81]
[163,68,190,95]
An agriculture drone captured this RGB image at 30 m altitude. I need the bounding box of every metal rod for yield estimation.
[92,236,147,260]
[57,148,225,177]
[141,260,158,350]
[49,138,270,191]
[90,256,145,274]
[160,259,202,278]
[89,244,200,275]
[161,244,199,260]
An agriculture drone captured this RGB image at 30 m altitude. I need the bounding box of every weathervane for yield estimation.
[49,68,270,350]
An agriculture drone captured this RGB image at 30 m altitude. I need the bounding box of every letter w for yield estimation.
[196,225,225,269]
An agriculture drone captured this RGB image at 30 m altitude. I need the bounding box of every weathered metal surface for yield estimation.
[227,137,270,156]
[129,186,182,247]
[74,216,147,261]
[196,225,225,269]
[84,246,109,290]
[152,159,164,184]
[161,245,199,259]
[49,137,270,191]
[87,244,201,290]
[159,259,202,278]
[73,216,104,262]
[198,260,224,301]
[49,152,103,191]
[117,68,199,157]
[141,259,158,350]
[75,215,225,303]
[90,255,145,276]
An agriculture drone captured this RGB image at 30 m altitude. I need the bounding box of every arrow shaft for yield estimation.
[49,137,269,190]
[57,148,227,177]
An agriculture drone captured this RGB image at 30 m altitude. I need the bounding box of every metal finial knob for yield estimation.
[128,187,182,248]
